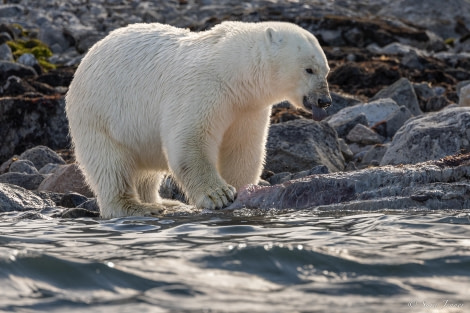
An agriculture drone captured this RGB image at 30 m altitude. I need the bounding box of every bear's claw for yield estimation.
[197,184,236,210]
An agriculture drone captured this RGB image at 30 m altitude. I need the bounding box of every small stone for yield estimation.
[0,43,13,61]
[77,198,100,212]
[425,95,451,112]
[9,160,38,174]
[346,124,384,145]
[338,138,354,160]
[459,84,470,107]
[0,182,54,212]
[17,53,39,68]
[360,144,389,167]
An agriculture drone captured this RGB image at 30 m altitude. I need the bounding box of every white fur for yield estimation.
[65,21,330,218]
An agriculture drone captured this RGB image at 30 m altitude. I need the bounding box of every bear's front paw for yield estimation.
[196,184,236,210]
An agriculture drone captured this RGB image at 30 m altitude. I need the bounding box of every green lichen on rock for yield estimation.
[6,24,56,71]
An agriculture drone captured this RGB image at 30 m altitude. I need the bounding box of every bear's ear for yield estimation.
[265,27,283,46]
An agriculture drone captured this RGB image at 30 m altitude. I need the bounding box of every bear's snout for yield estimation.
[317,94,332,108]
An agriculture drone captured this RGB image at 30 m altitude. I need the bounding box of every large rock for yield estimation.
[37,164,93,197]
[370,78,422,116]
[381,107,470,165]
[0,183,55,212]
[265,119,345,173]
[228,153,470,211]
[327,98,400,128]
[0,172,45,190]
[18,146,65,170]
[0,96,70,164]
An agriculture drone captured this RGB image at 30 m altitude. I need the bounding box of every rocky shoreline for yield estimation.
[1,0,470,218]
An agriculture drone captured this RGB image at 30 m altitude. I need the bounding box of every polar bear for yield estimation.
[66,21,331,218]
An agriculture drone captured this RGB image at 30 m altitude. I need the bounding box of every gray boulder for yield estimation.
[0,43,13,61]
[0,61,37,82]
[371,78,422,116]
[0,172,46,190]
[265,119,345,173]
[19,146,65,170]
[381,107,470,165]
[9,160,38,174]
[38,164,93,197]
[0,183,54,212]
[327,98,400,128]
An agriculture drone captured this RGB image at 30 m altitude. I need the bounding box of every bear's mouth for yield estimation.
[303,95,329,121]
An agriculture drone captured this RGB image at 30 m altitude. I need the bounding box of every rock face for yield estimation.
[265,119,345,173]
[0,96,70,164]
[228,154,470,211]
[381,107,470,165]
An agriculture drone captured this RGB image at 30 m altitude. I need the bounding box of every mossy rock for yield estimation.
[6,26,56,71]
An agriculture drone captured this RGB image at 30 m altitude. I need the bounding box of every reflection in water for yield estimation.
[0,210,469,313]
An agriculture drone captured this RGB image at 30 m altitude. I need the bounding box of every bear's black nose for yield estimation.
[318,95,332,108]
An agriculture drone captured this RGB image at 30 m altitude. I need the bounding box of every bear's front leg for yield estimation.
[167,136,236,210]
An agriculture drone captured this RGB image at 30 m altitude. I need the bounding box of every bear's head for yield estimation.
[265,24,331,120]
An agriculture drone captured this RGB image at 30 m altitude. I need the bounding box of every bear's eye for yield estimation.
[305,68,314,74]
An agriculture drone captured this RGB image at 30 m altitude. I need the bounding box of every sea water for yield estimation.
[0,209,469,313]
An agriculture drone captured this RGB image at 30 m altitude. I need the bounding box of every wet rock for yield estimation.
[371,78,422,116]
[267,165,329,185]
[381,107,470,166]
[59,192,89,208]
[37,164,93,197]
[0,172,46,190]
[327,98,400,128]
[19,146,65,170]
[346,124,384,145]
[227,153,470,211]
[0,96,70,164]
[9,160,38,174]
[265,119,345,173]
[0,182,54,212]
[77,198,100,212]
[60,207,100,218]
